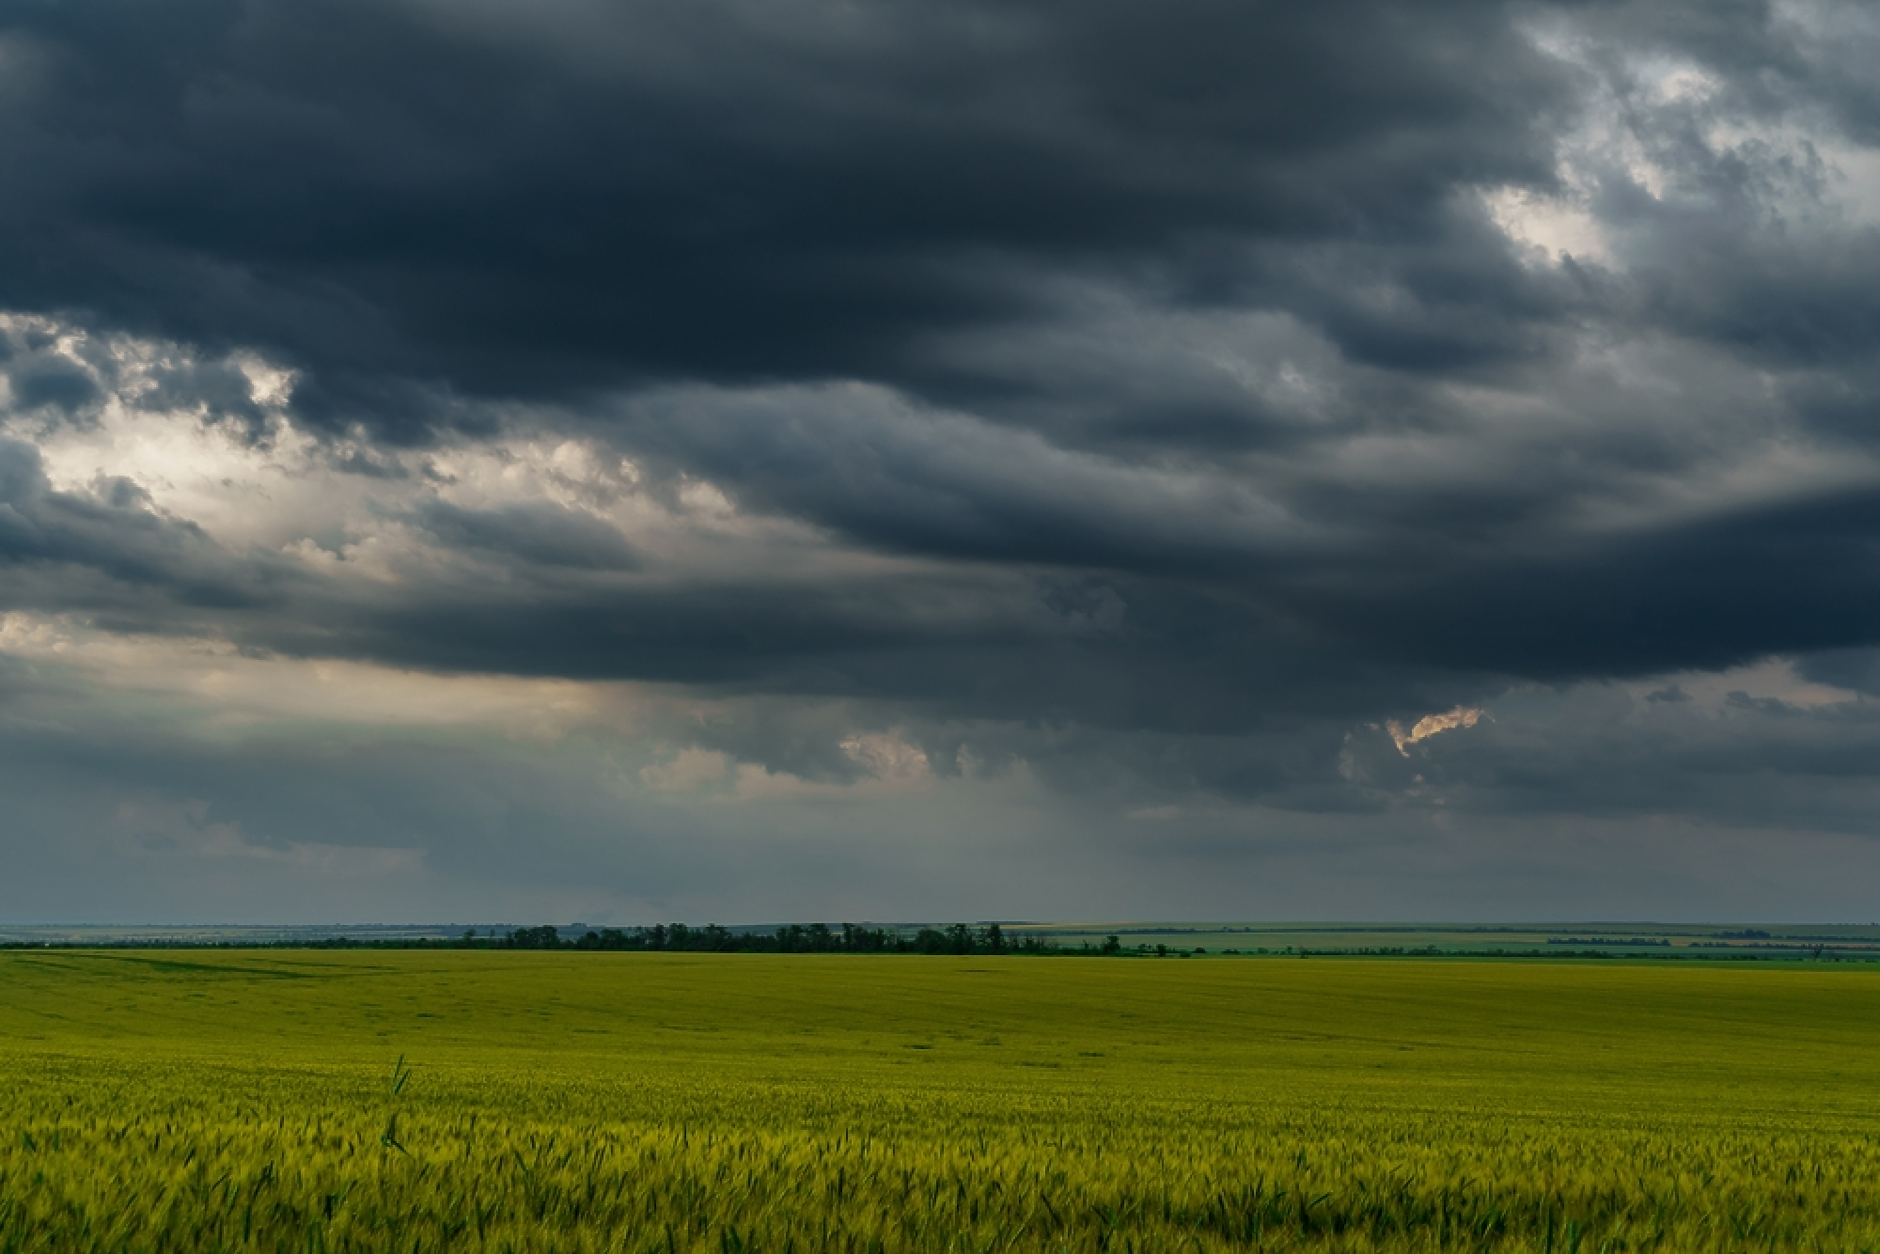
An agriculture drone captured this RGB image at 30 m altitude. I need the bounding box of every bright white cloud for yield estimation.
[1388,706,1487,756]
[1483,185,1616,268]
[840,730,932,784]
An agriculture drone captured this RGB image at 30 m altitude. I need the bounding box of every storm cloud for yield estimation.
[3,0,1880,922]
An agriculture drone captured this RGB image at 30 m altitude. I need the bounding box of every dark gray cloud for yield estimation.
[2,0,1873,691]
[3,0,1880,920]
[8,351,100,414]
[0,0,1568,417]
[410,501,641,572]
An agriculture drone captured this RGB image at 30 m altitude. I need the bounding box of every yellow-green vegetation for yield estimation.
[3,952,1879,1252]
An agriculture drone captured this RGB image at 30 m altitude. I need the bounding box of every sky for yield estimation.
[4,0,1880,925]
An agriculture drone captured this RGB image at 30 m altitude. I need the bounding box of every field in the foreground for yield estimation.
[2,953,1879,1252]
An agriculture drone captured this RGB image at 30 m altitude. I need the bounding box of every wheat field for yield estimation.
[3,950,1878,1251]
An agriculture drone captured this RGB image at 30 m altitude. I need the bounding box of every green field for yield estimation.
[1006,922,1880,958]
[3,952,1879,1251]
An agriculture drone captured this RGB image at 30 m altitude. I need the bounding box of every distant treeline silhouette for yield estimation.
[1547,936,1671,947]
[463,922,1098,955]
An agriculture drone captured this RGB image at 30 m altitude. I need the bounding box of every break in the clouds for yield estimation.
[3,0,1880,923]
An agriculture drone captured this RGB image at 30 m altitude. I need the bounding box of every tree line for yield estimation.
[0,925,1155,955]
[459,922,1122,955]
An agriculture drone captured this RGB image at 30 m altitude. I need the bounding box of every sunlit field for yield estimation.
[3,951,1879,1251]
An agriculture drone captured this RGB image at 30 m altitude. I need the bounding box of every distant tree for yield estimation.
[983,924,1006,954]
[1101,935,1122,956]
[507,925,561,950]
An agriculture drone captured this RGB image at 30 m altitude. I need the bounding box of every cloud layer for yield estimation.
[3,0,1880,921]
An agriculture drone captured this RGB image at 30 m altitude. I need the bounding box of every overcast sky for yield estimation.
[4,0,1880,925]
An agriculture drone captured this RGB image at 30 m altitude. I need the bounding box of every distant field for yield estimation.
[1007,920,1880,957]
[10,919,1879,959]
[3,952,1879,1251]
